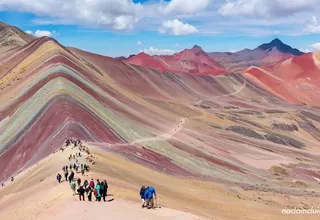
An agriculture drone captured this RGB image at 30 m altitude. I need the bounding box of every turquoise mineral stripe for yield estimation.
[10,63,155,130]
[0,77,154,147]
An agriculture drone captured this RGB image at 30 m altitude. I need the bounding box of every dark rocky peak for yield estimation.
[258,38,304,56]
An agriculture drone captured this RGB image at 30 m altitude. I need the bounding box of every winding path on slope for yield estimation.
[3,78,247,199]
[94,77,247,147]
[87,78,247,191]
[195,78,247,105]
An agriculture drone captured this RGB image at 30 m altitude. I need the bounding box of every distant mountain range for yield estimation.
[118,37,320,106]
[0,20,305,75]
[125,45,228,75]
[208,38,305,73]
[121,38,305,74]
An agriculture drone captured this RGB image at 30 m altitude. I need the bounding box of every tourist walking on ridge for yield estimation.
[140,186,146,208]
[144,186,157,209]
[57,173,62,183]
[90,179,95,188]
[95,179,101,201]
[87,186,93,201]
[64,169,68,182]
[83,180,89,189]
[104,180,108,195]
[84,164,90,172]
[71,180,76,195]
[78,185,85,201]
[69,171,74,184]
[100,180,108,202]
[77,178,81,189]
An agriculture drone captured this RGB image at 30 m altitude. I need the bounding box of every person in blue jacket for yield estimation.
[139,186,146,208]
[144,186,157,209]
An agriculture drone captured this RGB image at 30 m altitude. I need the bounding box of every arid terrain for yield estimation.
[1,21,320,220]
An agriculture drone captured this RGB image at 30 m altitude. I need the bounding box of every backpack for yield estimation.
[79,186,85,194]
[100,184,105,192]
[140,188,146,197]
[94,189,97,196]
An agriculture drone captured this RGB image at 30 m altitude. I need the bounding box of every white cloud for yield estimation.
[163,0,212,14]
[173,43,180,47]
[299,43,320,53]
[3,0,320,37]
[304,16,320,34]
[0,0,144,31]
[113,15,135,30]
[219,0,257,17]
[229,49,240,53]
[24,30,33,35]
[34,30,53,37]
[136,41,142,45]
[24,30,59,38]
[140,47,176,55]
[159,19,198,35]
[300,48,311,53]
[311,43,320,51]
[219,0,319,18]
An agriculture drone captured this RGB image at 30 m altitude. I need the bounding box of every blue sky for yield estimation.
[1,0,320,57]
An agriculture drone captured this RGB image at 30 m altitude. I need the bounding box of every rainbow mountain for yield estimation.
[1,21,320,194]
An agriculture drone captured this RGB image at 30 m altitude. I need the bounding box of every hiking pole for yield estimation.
[155,197,158,208]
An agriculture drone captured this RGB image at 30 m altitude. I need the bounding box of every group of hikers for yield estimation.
[56,141,91,184]
[66,138,91,156]
[1,177,14,187]
[57,157,91,183]
[58,138,159,209]
[66,138,82,147]
[76,178,109,202]
[66,138,87,151]
[66,156,90,175]
[58,139,110,202]
[56,174,109,202]
[140,185,157,209]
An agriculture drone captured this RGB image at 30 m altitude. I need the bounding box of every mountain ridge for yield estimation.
[125,46,228,75]
[2,21,320,220]
[0,21,35,51]
[207,38,304,73]
[257,38,304,56]
[122,39,304,74]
